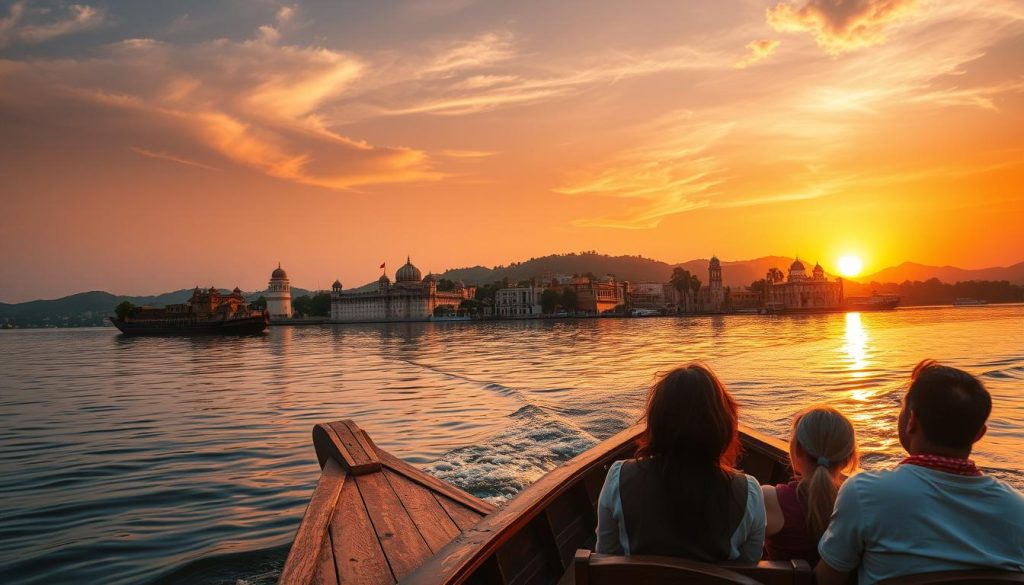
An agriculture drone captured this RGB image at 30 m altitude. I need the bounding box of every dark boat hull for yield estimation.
[110,315,268,335]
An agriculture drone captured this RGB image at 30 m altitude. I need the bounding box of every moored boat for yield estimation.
[110,286,269,336]
[953,298,988,307]
[843,293,900,311]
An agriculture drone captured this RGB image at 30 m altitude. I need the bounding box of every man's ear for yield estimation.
[973,423,987,444]
[906,410,919,434]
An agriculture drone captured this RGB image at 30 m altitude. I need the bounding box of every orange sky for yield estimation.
[1,0,1022,302]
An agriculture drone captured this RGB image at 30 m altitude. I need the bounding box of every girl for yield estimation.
[596,363,766,562]
[762,405,859,562]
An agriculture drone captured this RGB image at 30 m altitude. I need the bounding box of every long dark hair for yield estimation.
[634,363,742,540]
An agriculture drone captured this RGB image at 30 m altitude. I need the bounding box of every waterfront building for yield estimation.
[170,286,252,317]
[629,282,672,311]
[764,259,843,312]
[547,275,626,314]
[495,284,544,318]
[266,264,293,321]
[329,257,474,323]
[688,256,729,313]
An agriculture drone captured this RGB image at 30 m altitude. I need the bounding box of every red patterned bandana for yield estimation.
[900,454,982,477]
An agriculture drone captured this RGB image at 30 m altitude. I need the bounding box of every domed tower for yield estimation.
[332,279,343,292]
[708,255,724,312]
[812,262,826,281]
[788,259,807,282]
[266,264,292,320]
[378,273,391,292]
[422,272,437,293]
[395,256,422,284]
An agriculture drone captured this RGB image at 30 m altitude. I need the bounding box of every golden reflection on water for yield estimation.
[842,312,871,385]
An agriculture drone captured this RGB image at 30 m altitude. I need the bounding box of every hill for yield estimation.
[856,261,1024,286]
[0,287,312,328]
[440,253,799,288]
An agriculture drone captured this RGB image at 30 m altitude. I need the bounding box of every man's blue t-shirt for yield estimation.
[819,464,1024,584]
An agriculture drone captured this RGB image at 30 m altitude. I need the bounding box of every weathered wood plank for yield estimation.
[383,468,462,553]
[354,471,434,580]
[436,494,485,532]
[279,458,346,585]
[330,480,395,584]
[312,533,339,585]
[369,444,494,516]
[339,419,380,463]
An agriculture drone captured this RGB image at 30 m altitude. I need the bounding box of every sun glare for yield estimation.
[838,255,863,277]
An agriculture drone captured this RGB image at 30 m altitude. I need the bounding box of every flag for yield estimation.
[379,262,386,269]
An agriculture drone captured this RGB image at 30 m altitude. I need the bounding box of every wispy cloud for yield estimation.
[130,147,222,171]
[735,39,781,69]
[0,1,104,48]
[556,117,734,229]
[767,0,919,55]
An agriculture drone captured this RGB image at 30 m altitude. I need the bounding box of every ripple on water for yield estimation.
[0,305,1021,585]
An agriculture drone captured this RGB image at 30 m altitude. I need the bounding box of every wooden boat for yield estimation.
[281,420,1024,585]
[279,419,797,585]
[110,313,268,335]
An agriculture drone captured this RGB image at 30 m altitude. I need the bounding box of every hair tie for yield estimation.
[816,456,831,467]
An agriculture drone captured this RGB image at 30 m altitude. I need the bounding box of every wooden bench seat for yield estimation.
[573,549,813,585]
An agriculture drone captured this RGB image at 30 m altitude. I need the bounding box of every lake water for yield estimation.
[1,305,1021,584]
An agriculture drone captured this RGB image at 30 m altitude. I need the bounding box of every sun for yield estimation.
[838,255,863,277]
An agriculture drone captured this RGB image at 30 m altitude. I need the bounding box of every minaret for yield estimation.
[266,263,292,321]
[709,255,724,312]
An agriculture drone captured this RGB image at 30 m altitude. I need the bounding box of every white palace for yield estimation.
[329,257,475,323]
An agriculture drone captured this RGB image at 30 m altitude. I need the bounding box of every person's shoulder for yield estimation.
[982,475,1024,507]
[740,473,765,503]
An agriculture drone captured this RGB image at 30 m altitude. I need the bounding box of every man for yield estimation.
[817,359,1024,584]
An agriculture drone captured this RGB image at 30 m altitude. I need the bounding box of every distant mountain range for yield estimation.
[440,253,800,288]
[857,261,1024,286]
[2,253,1020,327]
[0,287,312,328]
[439,253,1024,288]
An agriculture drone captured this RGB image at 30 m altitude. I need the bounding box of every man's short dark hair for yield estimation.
[906,359,991,451]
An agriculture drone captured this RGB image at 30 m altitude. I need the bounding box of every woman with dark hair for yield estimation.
[595,363,766,562]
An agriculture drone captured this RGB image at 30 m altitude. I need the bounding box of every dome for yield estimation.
[709,255,721,268]
[332,279,342,290]
[813,262,824,273]
[422,273,437,283]
[232,286,242,294]
[271,264,287,279]
[395,257,422,283]
[790,259,805,272]
[378,274,391,284]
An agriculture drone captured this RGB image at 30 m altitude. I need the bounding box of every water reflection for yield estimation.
[1,305,1022,585]
[842,312,870,382]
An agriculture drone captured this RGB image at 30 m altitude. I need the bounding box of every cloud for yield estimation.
[767,0,919,55]
[0,1,104,48]
[555,117,734,229]
[734,39,781,69]
[130,147,222,171]
[0,30,445,189]
[422,32,517,76]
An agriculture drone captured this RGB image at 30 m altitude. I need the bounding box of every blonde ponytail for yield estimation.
[790,406,859,541]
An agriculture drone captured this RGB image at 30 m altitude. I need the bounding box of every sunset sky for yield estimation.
[1,0,1022,302]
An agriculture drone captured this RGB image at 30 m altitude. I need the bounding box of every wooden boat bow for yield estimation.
[279,420,495,585]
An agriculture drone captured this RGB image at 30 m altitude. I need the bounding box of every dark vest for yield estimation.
[618,459,749,561]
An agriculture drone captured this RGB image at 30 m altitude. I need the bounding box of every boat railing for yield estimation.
[400,424,793,585]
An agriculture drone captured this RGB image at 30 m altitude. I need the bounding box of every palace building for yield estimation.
[764,259,843,312]
[329,257,475,323]
[266,264,293,321]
